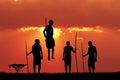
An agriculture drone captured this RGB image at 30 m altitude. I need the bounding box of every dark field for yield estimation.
[0,72,120,80]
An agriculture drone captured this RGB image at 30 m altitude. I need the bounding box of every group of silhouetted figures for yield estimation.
[27,20,97,74]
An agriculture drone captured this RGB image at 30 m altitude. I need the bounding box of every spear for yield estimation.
[25,40,29,73]
[75,32,78,73]
[81,41,85,72]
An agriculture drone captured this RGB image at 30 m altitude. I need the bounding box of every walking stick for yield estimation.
[25,40,29,73]
[75,32,78,73]
[81,42,85,72]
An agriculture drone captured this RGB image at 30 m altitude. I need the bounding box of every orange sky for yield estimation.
[0,0,120,73]
[0,0,120,29]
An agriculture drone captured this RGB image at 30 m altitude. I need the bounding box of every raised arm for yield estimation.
[72,47,76,53]
[83,53,88,57]
[27,45,33,56]
[83,48,89,57]
[27,51,32,56]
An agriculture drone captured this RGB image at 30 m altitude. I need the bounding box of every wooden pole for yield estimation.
[81,42,85,72]
[75,32,78,73]
[25,40,29,73]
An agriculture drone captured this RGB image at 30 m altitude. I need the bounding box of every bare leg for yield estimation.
[92,68,94,73]
[38,65,41,73]
[92,66,95,73]
[48,48,50,61]
[65,64,67,73]
[69,64,71,73]
[52,47,54,59]
[33,65,36,73]
[89,67,91,73]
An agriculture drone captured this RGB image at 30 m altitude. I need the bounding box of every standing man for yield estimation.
[83,41,97,73]
[43,19,55,61]
[27,39,43,73]
[62,41,76,73]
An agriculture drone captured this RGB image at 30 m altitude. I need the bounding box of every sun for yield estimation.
[20,27,62,39]
[39,27,62,38]
[13,0,21,3]
[14,0,18,2]
[53,28,62,38]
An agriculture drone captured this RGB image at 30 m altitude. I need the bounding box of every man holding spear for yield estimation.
[83,41,97,73]
[62,41,76,73]
[27,39,43,73]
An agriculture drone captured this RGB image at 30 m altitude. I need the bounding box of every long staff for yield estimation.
[75,32,78,73]
[81,42,85,72]
[25,40,29,73]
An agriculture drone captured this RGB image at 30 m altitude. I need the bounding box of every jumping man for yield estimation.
[43,20,55,61]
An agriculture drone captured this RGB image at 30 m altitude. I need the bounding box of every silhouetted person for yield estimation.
[27,39,43,73]
[62,41,76,73]
[43,19,55,61]
[83,41,97,73]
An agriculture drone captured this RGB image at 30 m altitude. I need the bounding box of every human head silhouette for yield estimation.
[66,41,70,46]
[35,39,40,44]
[88,41,92,46]
[49,20,54,25]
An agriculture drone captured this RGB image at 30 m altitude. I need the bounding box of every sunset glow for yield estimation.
[20,27,40,32]
[20,27,62,38]
[68,27,104,33]
[13,0,22,3]
[0,0,120,73]
[13,0,21,3]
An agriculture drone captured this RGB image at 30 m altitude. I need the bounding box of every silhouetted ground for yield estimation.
[0,72,120,80]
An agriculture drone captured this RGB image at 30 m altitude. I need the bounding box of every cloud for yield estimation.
[19,26,104,34]
[0,0,120,29]
[68,26,104,33]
